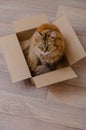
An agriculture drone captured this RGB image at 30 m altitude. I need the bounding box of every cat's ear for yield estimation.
[50,31,57,39]
[33,31,42,39]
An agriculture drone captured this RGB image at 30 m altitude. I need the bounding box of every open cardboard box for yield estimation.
[0,14,86,88]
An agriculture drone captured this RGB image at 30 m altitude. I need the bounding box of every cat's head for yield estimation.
[31,24,64,54]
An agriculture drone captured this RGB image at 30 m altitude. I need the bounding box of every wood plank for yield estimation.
[0,112,83,130]
[47,83,86,108]
[74,36,86,69]
[0,23,14,37]
[0,91,86,129]
[0,5,56,24]
[64,67,86,88]
[0,0,86,10]
[57,6,86,36]
[0,71,48,99]
[0,0,86,24]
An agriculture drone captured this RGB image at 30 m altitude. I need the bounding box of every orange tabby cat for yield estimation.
[22,23,65,76]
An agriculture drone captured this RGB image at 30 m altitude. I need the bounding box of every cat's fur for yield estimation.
[21,23,65,76]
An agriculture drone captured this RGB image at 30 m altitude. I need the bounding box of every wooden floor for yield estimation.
[0,0,86,130]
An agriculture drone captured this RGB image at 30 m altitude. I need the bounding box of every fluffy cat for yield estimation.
[21,23,65,76]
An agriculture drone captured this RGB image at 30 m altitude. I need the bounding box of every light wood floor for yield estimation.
[0,0,86,130]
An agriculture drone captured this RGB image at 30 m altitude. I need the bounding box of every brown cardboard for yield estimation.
[32,67,77,88]
[0,34,31,82]
[13,14,49,33]
[0,14,49,83]
[56,6,86,36]
[0,14,86,88]
[53,16,86,65]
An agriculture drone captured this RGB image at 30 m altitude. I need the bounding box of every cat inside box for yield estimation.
[17,24,69,77]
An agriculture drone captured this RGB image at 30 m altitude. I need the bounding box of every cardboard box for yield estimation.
[0,14,86,88]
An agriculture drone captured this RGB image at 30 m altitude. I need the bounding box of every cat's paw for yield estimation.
[35,65,50,75]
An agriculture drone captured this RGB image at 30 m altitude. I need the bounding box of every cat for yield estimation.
[21,23,65,76]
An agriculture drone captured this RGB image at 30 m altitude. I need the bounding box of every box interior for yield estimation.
[16,28,70,77]
[16,28,37,42]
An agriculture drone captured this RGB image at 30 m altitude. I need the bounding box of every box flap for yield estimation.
[53,16,86,65]
[13,14,49,33]
[32,67,77,88]
[0,34,31,82]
